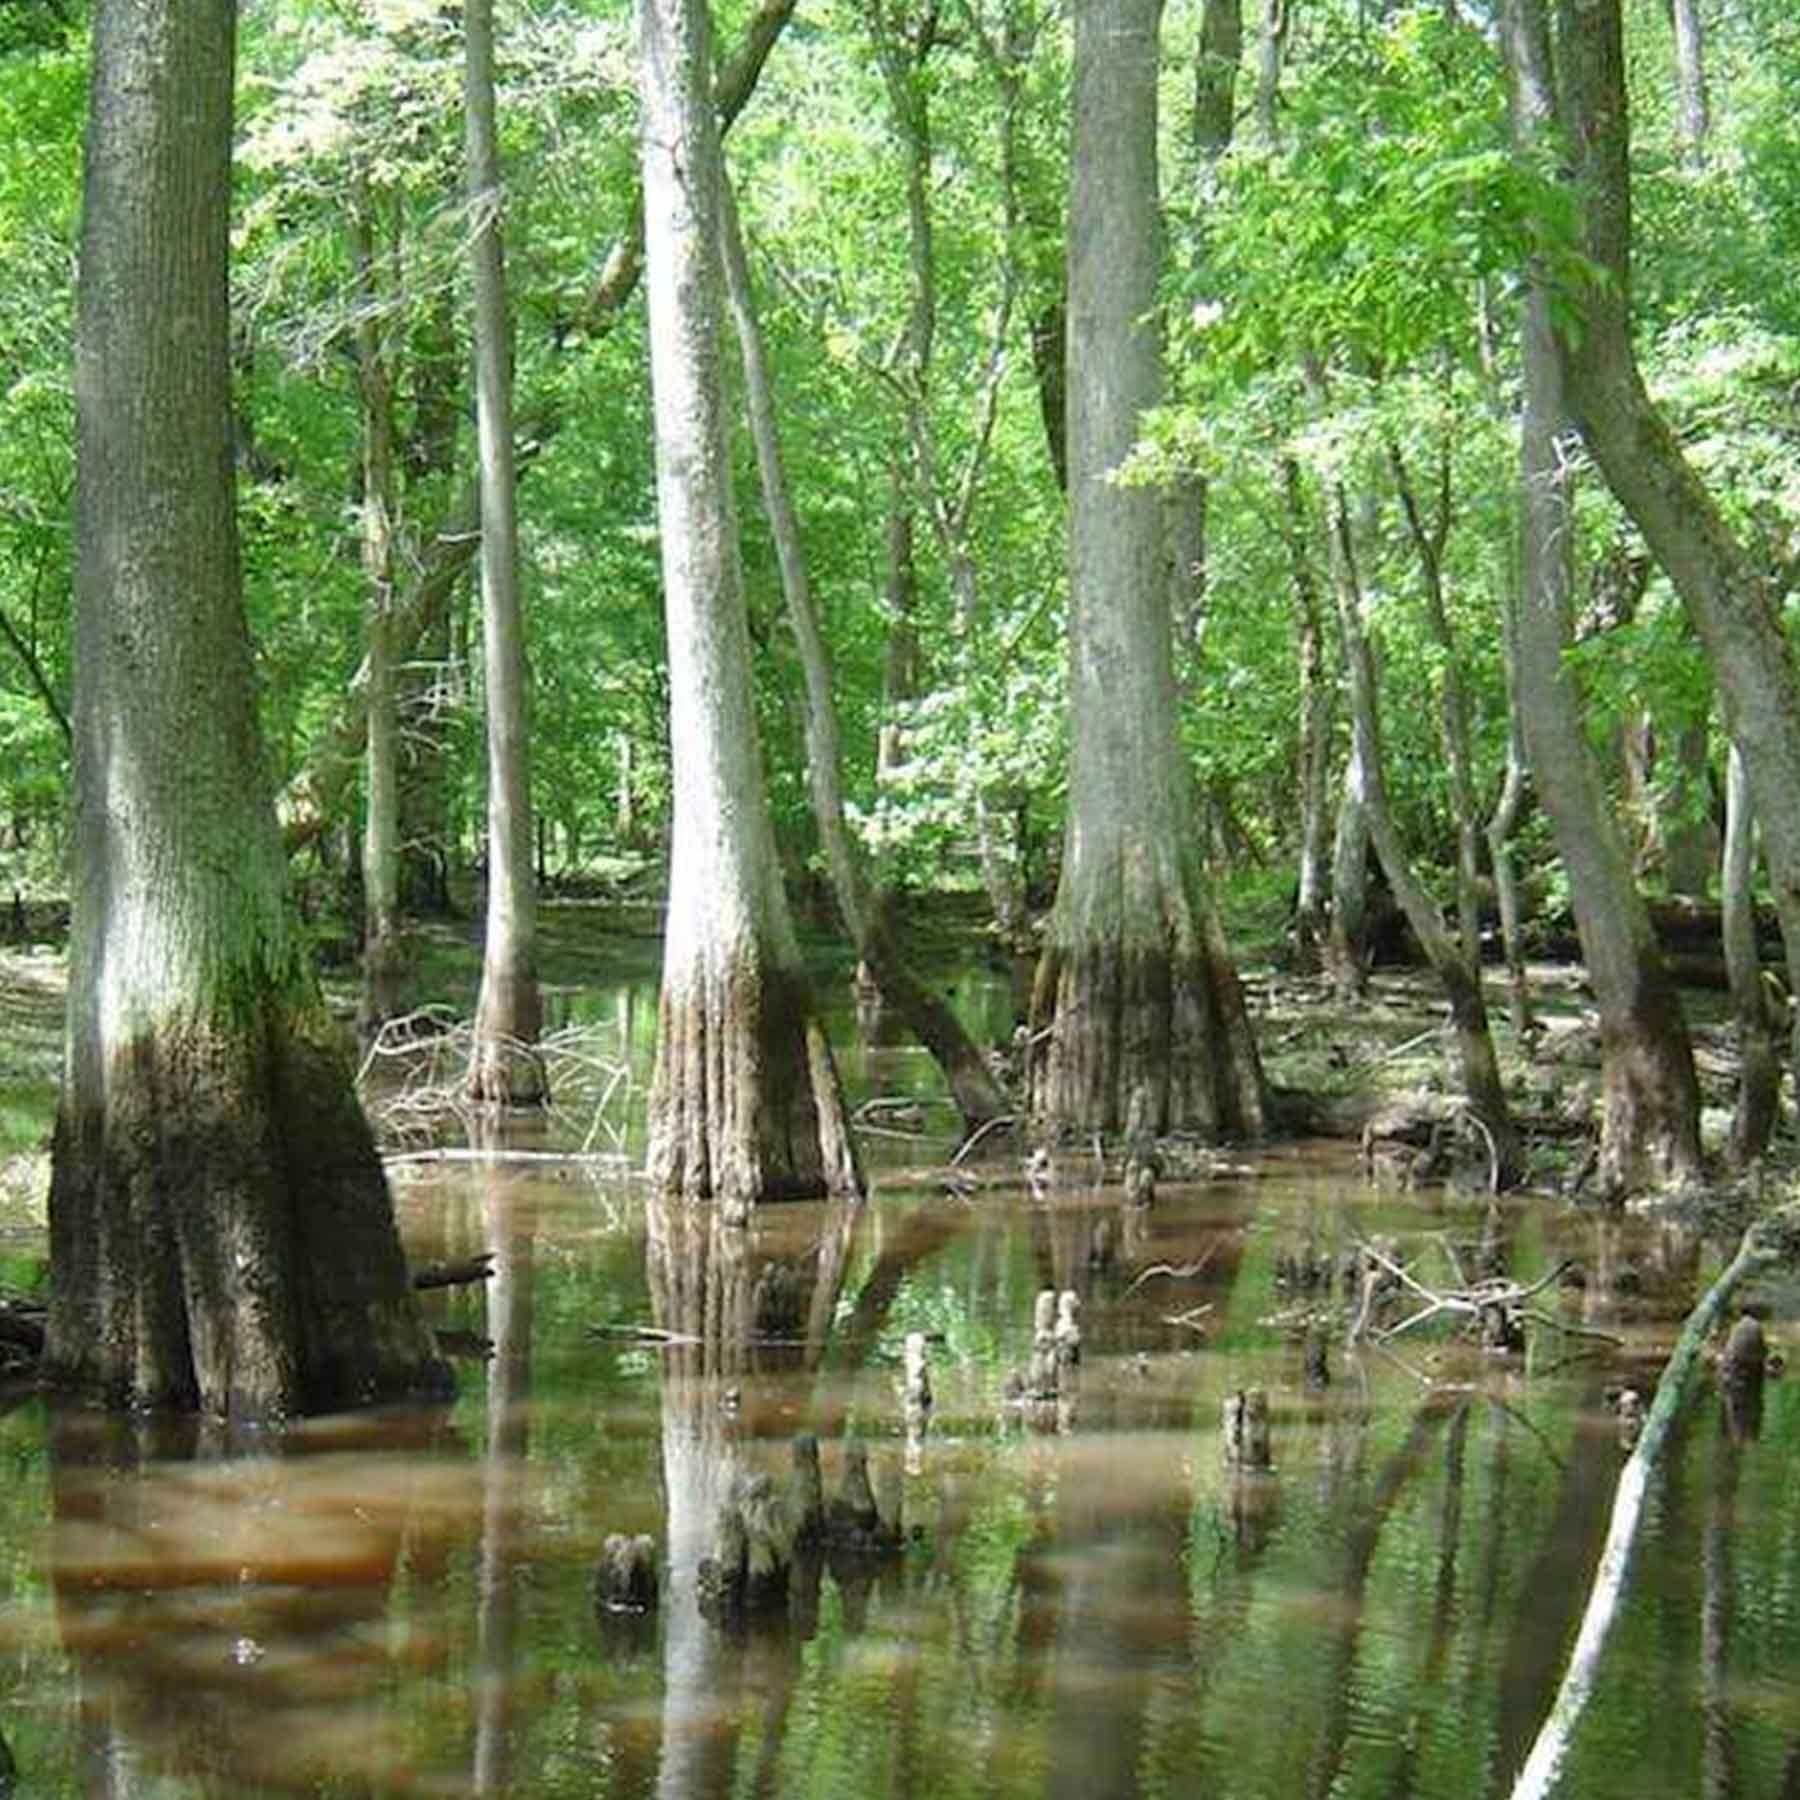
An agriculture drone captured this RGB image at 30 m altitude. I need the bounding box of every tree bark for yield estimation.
[348,185,406,1038]
[1670,0,1709,161]
[1486,579,1536,1034]
[640,0,861,1218]
[464,0,545,1104]
[53,0,448,1417]
[1723,744,1779,1165]
[1282,459,1334,969]
[1030,0,1264,1143]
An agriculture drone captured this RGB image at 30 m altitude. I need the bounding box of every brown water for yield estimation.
[4,1006,1800,1798]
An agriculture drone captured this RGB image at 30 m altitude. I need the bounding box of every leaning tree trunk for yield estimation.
[1502,0,1704,1195]
[1325,486,1523,1185]
[717,175,1008,1131]
[51,0,448,1418]
[1543,0,1800,1008]
[1029,0,1264,1144]
[464,0,545,1104]
[640,0,861,1218]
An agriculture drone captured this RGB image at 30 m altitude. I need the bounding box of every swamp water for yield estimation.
[4,967,1800,1799]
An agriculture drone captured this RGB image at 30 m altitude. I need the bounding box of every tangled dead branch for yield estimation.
[358,1009,635,1157]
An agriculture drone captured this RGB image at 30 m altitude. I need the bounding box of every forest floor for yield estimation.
[0,898,1784,1222]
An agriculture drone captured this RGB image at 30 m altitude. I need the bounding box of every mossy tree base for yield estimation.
[647,948,861,1221]
[48,1007,451,1419]
[1029,904,1265,1142]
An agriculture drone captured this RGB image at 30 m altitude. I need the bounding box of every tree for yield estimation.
[464,0,545,1103]
[49,0,448,1416]
[1501,0,1702,1196]
[1028,0,1264,1142]
[1542,0,1800,990]
[717,174,1009,1132]
[639,0,860,1216]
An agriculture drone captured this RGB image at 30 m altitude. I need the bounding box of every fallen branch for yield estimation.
[411,1254,495,1292]
[1510,1202,1800,1800]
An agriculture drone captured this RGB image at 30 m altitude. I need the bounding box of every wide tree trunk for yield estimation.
[1030,0,1264,1144]
[52,0,448,1417]
[1502,0,1702,1196]
[640,0,861,1219]
[464,0,545,1104]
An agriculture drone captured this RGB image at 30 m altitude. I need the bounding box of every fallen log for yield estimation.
[1510,1202,1800,1800]
[410,1254,495,1291]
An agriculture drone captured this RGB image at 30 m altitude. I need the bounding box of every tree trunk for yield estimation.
[464,0,545,1104]
[1327,753,1372,999]
[1281,459,1334,969]
[1389,441,1483,968]
[1723,744,1779,1165]
[1670,0,1709,161]
[717,175,1008,1131]
[1487,577,1536,1034]
[53,0,448,1417]
[640,0,861,1218]
[1325,486,1522,1184]
[348,187,406,1038]
[1658,714,1719,898]
[1502,0,1703,1197]
[1030,0,1264,1144]
[1547,0,1800,1004]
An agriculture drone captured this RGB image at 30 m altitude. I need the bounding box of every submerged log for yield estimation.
[1511,1204,1800,1800]
[411,1253,495,1291]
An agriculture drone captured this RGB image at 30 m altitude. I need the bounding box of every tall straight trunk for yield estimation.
[1325,486,1522,1184]
[1327,753,1372,999]
[717,175,1008,1130]
[1281,457,1334,968]
[1486,665,1536,1035]
[52,0,447,1417]
[465,0,544,1104]
[349,187,405,1037]
[640,0,861,1217]
[1670,0,1709,161]
[1723,744,1779,1165]
[1502,0,1702,1196]
[1031,0,1264,1143]
[1542,0,1800,1019]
